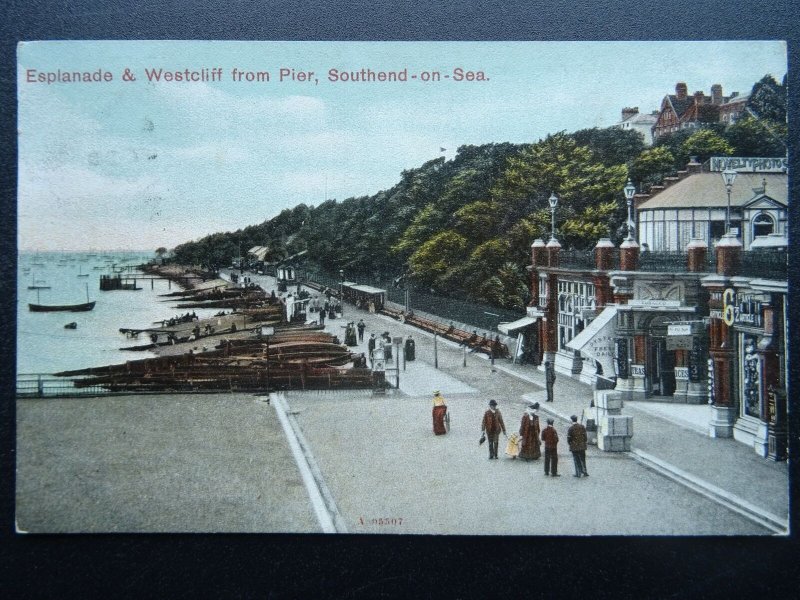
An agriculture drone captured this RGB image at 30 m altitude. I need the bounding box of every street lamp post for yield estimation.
[721,169,738,234]
[339,269,345,316]
[624,180,637,241]
[548,192,559,241]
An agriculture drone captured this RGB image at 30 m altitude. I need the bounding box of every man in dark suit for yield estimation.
[481,400,507,459]
[545,361,556,402]
[541,418,560,476]
[567,415,589,477]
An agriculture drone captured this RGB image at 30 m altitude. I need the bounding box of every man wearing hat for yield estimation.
[518,402,541,460]
[567,415,589,477]
[541,418,560,476]
[481,400,507,459]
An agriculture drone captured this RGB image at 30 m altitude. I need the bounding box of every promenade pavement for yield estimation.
[17,271,783,534]
[282,277,788,534]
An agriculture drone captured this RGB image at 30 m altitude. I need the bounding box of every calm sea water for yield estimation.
[17,252,220,374]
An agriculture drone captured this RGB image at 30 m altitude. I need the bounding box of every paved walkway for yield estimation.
[235,271,791,532]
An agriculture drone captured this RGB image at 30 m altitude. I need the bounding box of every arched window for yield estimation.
[752,213,774,238]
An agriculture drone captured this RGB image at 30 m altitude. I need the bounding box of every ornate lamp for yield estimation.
[721,168,738,234]
[624,179,637,241]
[548,192,559,242]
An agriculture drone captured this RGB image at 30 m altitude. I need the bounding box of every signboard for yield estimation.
[628,299,681,308]
[666,335,693,350]
[709,156,788,173]
[667,324,692,336]
[721,288,764,328]
[674,367,690,380]
[630,364,645,377]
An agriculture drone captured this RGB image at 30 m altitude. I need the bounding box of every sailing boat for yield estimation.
[29,283,96,312]
[77,264,89,278]
[27,274,51,290]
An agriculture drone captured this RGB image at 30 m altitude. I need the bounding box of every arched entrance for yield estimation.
[644,314,676,397]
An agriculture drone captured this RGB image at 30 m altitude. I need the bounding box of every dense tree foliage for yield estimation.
[747,74,787,123]
[170,74,785,309]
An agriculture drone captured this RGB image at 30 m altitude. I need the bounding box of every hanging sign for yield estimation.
[666,335,694,350]
[667,324,692,336]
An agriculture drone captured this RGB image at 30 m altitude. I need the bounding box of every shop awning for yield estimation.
[498,316,537,335]
[566,306,618,376]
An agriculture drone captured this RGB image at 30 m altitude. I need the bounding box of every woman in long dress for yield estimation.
[518,402,541,460]
[432,391,448,435]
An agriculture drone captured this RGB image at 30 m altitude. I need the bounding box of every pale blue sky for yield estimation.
[17,41,787,251]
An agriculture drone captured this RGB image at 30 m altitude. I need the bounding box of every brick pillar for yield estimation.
[686,238,708,272]
[529,238,546,307]
[715,232,742,276]
[594,238,614,271]
[759,298,787,460]
[707,287,737,437]
[544,272,559,356]
[619,238,639,272]
[593,238,614,308]
[546,238,561,268]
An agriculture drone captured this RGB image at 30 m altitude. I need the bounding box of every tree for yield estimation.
[628,146,676,192]
[724,115,787,157]
[747,74,787,123]
[491,133,627,248]
[571,127,646,166]
[654,128,696,168]
[408,230,468,288]
[680,129,733,163]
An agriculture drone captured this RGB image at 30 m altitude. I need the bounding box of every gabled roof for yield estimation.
[742,193,787,210]
[637,172,788,210]
[664,95,696,118]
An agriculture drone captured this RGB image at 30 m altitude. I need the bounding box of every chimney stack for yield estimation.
[621,107,639,121]
[675,82,688,100]
[711,84,723,105]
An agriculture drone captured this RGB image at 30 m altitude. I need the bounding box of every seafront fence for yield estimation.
[16,374,110,398]
[299,268,525,333]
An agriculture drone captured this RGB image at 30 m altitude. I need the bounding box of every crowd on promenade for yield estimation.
[432,392,590,478]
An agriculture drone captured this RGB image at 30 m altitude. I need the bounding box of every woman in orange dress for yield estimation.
[432,391,448,435]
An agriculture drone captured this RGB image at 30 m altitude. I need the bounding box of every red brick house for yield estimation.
[652,83,747,141]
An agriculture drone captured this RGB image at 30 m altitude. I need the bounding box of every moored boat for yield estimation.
[29,301,96,312]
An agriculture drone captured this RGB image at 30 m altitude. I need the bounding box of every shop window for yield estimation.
[741,335,761,419]
[752,213,774,238]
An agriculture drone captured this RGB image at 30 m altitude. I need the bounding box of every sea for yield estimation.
[17,251,222,375]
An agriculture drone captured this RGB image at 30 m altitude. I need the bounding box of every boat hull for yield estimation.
[29,301,96,312]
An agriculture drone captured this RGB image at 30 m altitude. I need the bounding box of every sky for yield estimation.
[17,40,787,251]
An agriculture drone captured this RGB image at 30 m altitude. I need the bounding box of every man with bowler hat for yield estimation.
[545,361,556,402]
[567,415,589,477]
[481,400,507,459]
[541,418,560,476]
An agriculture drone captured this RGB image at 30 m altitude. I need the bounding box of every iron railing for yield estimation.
[737,249,788,280]
[300,269,525,332]
[638,251,700,272]
[16,374,110,398]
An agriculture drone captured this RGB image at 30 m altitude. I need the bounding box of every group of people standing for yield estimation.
[432,395,589,478]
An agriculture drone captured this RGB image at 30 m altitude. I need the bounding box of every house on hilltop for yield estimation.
[651,82,748,141]
[613,107,658,146]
